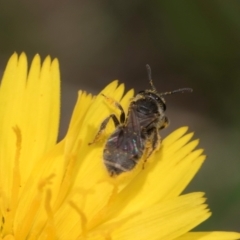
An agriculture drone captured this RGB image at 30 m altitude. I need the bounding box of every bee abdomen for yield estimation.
[103,149,141,176]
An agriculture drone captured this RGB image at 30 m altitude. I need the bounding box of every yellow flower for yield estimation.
[0,53,239,240]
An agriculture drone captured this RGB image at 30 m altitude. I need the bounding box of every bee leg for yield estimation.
[142,128,161,169]
[160,116,169,130]
[88,114,120,145]
[101,94,126,123]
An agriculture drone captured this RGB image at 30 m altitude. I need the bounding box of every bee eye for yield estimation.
[162,103,166,111]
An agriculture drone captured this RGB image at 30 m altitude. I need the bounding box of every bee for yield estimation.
[89,65,192,176]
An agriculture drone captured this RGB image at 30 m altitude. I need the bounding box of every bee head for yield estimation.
[135,65,192,114]
[138,90,167,111]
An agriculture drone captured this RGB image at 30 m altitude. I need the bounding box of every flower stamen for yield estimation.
[15,174,54,239]
[1,126,22,236]
[11,126,22,210]
[69,201,87,238]
[44,189,56,240]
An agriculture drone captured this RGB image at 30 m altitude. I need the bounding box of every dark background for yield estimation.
[0,0,239,231]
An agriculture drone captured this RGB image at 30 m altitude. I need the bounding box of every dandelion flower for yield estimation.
[0,53,239,240]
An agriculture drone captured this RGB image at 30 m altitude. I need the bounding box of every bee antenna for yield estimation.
[160,88,193,97]
[146,64,157,91]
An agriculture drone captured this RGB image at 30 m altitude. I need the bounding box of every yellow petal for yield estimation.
[0,54,238,240]
[0,53,60,236]
[176,231,240,240]
[88,193,211,240]
[103,128,204,220]
[67,82,134,190]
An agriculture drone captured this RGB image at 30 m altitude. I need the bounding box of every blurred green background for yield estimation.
[0,0,239,232]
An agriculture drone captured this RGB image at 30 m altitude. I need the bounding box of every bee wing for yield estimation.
[106,107,144,155]
[126,104,142,135]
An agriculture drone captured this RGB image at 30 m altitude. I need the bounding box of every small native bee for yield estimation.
[89,65,192,176]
